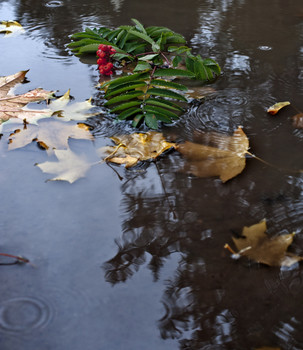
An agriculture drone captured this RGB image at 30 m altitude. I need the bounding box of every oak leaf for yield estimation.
[226,219,303,267]
[8,119,94,153]
[98,131,176,167]
[0,70,55,130]
[267,101,290,115]
[36,148,92,183]
[176,127,249,182]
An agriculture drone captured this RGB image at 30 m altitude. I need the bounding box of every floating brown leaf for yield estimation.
[98,131,176,168]
[267,101,290,115]
[226,219,303,267]
[292,113,303,128]
[176,127,249,182]
[0,70,55,129]
[36,148,92,183]
[8,119,94,153]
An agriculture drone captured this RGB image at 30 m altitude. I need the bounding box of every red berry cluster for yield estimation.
[97,44,116,76]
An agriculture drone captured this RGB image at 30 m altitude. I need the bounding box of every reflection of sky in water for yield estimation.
[225,51,251,74]
[0,1,16,18]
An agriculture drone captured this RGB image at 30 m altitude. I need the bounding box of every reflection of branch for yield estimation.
[153,160,177,220]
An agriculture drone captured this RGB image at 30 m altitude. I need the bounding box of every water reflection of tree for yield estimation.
[103,154,303,348]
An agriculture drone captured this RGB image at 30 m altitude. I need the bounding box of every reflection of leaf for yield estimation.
[8,120,93,152]
[49,89,97,121]
[0,70,55,129]
[292,113,303,128]
[36,149,92,183]
[0,21,25,36]
[98,131,176,167]
[227,219,303,267]
[176,127,249,182]
[267,101,290,115]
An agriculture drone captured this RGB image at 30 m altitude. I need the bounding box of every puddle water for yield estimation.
[0,0,303,349]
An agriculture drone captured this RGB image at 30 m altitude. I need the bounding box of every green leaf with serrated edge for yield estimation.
[105,82,147,97]
[172,56,183,67]
[107,28,121,42]
[125,43,147,54]
[168,46,191,53]
[153,114,172,123]
[67,39,103,48]
[70,33,101,40]
[106,72,150,89]
[110,101,141,112]
[117,107,142,120]
[144,113,158,129]
[133,61,152,72]
[144,105,179,119]
[147,87,188,101]
[138,54,159,61]
[146,27,171,37]
[153,68,195,78]
[185,55,195,73]
[105,91,144,106]
[166,35,186,44]
[128,29,157,46]
[132,114,144,127]
[203,58,221,75]
[131,18,147,34]
[145,98,183,111]
[150,79,187,91]
[78,43,100,54]
[115,29,126,45]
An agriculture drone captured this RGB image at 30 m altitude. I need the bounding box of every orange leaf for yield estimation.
[267,101,290,115]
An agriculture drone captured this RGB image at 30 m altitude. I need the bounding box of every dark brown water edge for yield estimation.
[0,1,303,349]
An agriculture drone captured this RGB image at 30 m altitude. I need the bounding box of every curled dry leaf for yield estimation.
[226,219,303,267]
[98,131,176,168]
[8,119,94,153]
[267,101,290,115]
[0,70,55,130]
[36,148,92,183]
[176,127,249,182]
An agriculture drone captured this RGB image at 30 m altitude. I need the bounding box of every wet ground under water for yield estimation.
[0,0,303,349]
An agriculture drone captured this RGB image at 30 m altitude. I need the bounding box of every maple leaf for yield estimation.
[98,131,176,167]
[0,70,55,130]
[49,89,97,121]
[36,148,93,183]
[8,119,93,153]
[0,21,25,36]
[267,101,290,115]
[225,219,303,267]
[176,127,249,182]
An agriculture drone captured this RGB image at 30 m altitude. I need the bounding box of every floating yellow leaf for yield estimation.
[36,148,92,183]
[225,219,303,267]
[98,131,176,168]
[267,101,290,115]
[0,21,25,36]
[176,127,249,182]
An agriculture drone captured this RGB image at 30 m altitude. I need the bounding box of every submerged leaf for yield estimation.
[267,101,290,115]
[176,127,249,182]
[228,219,303,267]
[36,149,92,183]
[98,131,176,167]
[292,113,303,128]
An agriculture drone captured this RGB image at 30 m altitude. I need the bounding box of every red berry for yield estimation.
[103,62,113,72]
[97,58,108,65]
[109,48,116,55]
[98,44,107,51]
[97,50,107,58]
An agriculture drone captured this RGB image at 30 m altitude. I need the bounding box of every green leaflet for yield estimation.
[144,105,179,120]
[147,87,188,102]
[117,107,142,120]
[145,98,184,111]
[105,82,147,97]
[150,79,188,91]
[131,18,147,34]
[111,101,142,112]
[153,68,195,78]
[104,91,144,106]
[144,113,158,129]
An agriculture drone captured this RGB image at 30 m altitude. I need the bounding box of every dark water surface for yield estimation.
[0,1,303,349]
